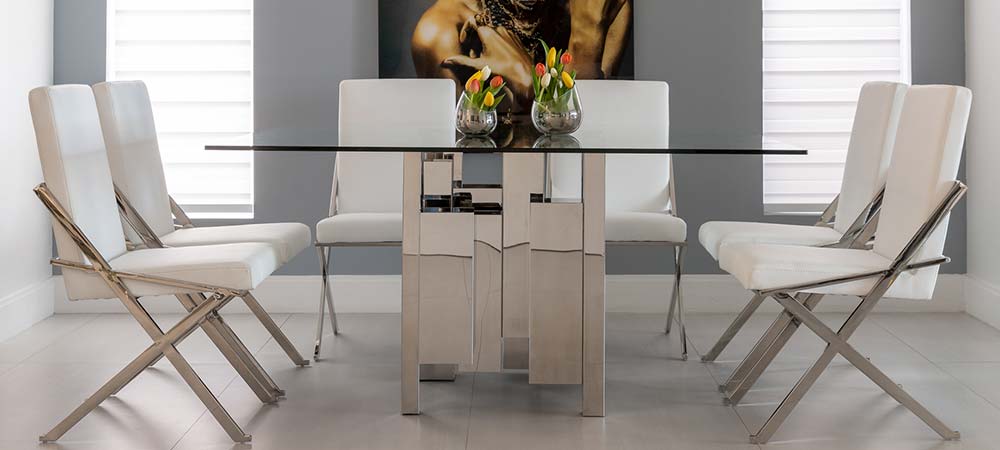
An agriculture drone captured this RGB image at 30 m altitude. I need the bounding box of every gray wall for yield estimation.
[53,0,967,276]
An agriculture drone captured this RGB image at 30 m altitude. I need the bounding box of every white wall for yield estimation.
[965,0,1000,328]
[0,0,56,342]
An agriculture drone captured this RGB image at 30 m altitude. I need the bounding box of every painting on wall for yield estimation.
[378,0,635,112]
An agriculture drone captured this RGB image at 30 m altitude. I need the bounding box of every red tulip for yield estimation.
[561,53,573,66]
[490,76,503,89]
[535,63,546,77]
[467,78,481,93]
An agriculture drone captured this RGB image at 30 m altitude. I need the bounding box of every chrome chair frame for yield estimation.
[313,161,402,360]
[730,181,966,444]
[606,157,689,359]
[34,183,264,443]
[701,188,885,364]
[118,189,310,370]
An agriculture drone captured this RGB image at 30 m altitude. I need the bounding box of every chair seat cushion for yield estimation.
[718,243,929,299]
[316,213,402,245]
[64,243,279,300]
[699,221,843,260]
[160,223,311,265]
[605,212,686,243]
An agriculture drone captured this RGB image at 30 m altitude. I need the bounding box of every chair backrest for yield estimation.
[557,80,671,212]
[873,85,972,299]
[92,81,176,242]
[832,81,908,233]
[30,85,129,298]
[335,79,456,214]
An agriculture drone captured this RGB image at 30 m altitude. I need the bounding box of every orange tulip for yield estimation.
[467,78,481,93]
[535,63,546,77]
[561,53,573,65]
[490,76,503,89]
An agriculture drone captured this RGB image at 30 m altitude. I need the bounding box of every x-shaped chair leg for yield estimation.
[749,292,960,444]
[41,295,252,443]
[702,292,767,363]
[722,293,824,404]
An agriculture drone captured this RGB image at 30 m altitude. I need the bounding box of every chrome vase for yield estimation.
[455,92,497,137]
[531,88,583,135]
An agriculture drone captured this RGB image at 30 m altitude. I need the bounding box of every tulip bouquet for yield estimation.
[532,41,577,109]
[462,66,506,111]
[530,41,582,134]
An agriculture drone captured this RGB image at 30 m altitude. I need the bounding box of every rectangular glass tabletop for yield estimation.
[206,117,805,155]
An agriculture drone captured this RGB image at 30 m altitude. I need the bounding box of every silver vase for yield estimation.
[455,92,497,137]
[531,88,583,135]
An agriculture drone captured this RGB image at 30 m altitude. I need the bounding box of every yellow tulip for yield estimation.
[469,71,483,82]
[484,91,496,107]
[547,48,557,68]
[561,71,574,89]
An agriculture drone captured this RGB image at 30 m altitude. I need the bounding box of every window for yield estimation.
[762,0,911,213]
[107,0,254,218]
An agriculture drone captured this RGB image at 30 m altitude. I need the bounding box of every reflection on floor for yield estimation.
[2,312,1000,449]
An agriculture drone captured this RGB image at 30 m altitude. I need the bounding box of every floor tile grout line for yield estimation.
[2,313,101,370]
[870,313,1000,415]
[671,313,761,446]
[167,310,292,450]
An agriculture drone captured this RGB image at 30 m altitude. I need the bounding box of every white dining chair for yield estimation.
[92,80,310,368]
[698,81,908,364]
[313,79,457,359]
[29,85,290,443]
[716,85,971,444]
[567,80,688,359]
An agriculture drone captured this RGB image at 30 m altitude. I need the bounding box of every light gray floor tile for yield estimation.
[3,312,1000,449]
[0,314,97,363]
[873,313,1000,363]
[0,361,237,449]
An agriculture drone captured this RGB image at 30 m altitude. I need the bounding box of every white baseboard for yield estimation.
[965,276,1000,330]
[52,274,966,315]
[0,277,55,342]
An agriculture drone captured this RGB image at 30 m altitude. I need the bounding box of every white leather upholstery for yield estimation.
[92,81,175,242]
[700,82,907,260]
[556,80,684,243]
[30,85,130,300]
[94,80,311,265]
[719,243,902,297]
[162,223,311,264]
[30,85,280,301]
[606,212,686,242]
[833,82,908,233]
[719,85,972,300]
[870,85,972,298]
[575,80,671,213]
[699,222,842,260]
[81,243,277,300]
[319,80,454,244]
[316,213,402,244]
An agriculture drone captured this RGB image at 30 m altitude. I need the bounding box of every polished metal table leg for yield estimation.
[582,153,606,417]
[401,152,422,415]
[502,153,544,371]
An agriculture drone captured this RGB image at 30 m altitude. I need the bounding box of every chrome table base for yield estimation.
[401,152,606,417]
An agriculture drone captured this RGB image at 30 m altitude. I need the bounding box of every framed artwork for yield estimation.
[379,0,635,112]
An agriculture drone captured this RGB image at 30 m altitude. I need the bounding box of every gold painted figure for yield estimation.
[412,0,632,111]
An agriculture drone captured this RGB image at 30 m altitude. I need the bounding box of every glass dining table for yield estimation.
[208,117,805,418]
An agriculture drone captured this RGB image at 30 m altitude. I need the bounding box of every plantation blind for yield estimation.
[762,0,910,212]
[107,0,254,218]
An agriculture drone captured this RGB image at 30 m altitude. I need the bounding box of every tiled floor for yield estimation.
[2,312,1000,449]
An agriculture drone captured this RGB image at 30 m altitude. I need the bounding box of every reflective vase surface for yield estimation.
[455,92,497,137]
[531,88,583,135]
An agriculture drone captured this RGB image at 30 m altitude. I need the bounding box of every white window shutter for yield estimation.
[762,0,911,212]
[107,0,254,218]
